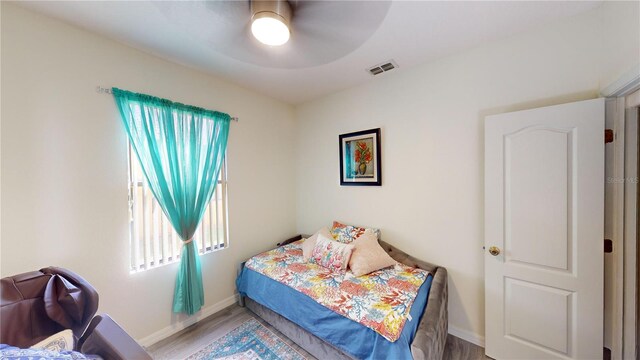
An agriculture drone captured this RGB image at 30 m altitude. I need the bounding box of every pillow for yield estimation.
[302,227,332,261]
[310,233,354,272]
[330,221,381,244]
[30,329,74,352]
[0,344,98,360]
[348,229,397,276]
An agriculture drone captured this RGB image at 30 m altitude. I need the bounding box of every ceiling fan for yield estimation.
[153,0,391,69]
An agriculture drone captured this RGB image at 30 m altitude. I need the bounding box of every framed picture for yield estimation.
[339,128,381,186]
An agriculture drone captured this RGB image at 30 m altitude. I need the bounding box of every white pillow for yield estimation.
[310,233,354,272]
[302,227,332,261]
[30,329,74,352]
[348,229,397,276]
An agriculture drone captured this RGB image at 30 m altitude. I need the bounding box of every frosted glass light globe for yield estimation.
[251,16,290,46]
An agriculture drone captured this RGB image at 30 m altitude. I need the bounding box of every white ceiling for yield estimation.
[17,1,602,105]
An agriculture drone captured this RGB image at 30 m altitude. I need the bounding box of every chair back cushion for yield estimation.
[0,267,99,348]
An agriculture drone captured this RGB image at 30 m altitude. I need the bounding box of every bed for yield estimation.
[236,235,448,360]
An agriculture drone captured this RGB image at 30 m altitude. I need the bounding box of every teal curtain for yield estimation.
[112,88,230,315]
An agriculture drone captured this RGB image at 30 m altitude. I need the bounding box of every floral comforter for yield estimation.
[245,241,430,342]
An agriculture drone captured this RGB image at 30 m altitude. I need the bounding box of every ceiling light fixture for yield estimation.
[250,0,292,46]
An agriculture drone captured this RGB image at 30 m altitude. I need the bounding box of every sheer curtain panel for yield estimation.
[112,88,230,315]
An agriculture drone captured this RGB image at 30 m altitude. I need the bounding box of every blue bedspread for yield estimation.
[237,266,433,360]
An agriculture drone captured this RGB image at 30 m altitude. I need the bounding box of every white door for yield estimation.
[485,98,604,359]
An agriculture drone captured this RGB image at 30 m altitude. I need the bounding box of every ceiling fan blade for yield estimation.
[154,0,391,69]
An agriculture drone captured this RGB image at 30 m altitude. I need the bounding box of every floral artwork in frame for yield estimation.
[339,128,381,186]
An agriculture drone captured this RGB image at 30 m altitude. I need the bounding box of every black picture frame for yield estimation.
[339,128,381,186]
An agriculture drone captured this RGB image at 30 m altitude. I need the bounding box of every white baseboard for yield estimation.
[137,294,239,348]
[448,325,485,348]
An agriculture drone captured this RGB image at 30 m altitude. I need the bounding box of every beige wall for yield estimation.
[2,0,638,348]
[601,1,640,89]
[0,3,296,341]
[294,3,638,344]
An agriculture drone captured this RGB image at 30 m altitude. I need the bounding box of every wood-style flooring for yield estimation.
[147,304,488,360]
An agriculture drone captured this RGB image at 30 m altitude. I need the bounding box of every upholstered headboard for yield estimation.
[379,240,439,273]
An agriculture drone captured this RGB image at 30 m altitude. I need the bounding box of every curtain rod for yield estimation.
[96,86,239,122]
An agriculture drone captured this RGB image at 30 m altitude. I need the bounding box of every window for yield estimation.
[127,145,229,272]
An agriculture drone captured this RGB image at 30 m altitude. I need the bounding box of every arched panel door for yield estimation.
[485,98,604,359]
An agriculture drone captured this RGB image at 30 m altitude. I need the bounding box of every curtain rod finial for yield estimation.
[96,86,112,94]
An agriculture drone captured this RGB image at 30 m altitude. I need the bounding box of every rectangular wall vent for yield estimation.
[367,60,399,76]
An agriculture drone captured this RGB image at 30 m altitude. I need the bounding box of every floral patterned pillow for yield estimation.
[302,227,332,261]
[310,233,354,272]
[330,221,381,244]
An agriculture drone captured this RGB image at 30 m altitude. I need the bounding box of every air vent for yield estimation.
[367,60,398,76]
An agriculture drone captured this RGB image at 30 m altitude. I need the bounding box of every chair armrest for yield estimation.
[78,314,152,360]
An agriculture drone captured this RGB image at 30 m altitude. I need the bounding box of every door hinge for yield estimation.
[604,239,613,253]
[605,129,614,144]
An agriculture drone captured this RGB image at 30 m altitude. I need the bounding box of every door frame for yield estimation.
[602,67,640,360]
[623,92,639,360]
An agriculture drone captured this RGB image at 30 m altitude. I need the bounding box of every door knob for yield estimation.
[488,246,501,256]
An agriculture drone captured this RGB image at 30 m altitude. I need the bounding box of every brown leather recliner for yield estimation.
[0,267,152,360]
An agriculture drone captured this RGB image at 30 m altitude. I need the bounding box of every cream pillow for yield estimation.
[30,329,74,352]
[302,227,332,261]
[349,229,397,276]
